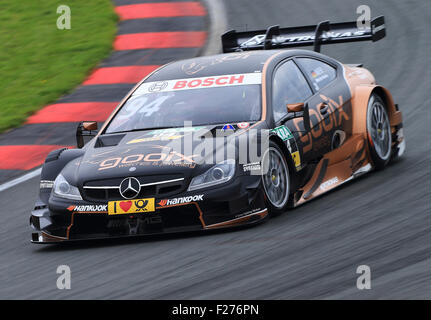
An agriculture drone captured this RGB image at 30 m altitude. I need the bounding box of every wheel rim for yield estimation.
[369,100,391,160]
[262,147,289,209]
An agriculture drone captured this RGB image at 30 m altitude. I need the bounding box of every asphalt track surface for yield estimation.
[1,0,431,299]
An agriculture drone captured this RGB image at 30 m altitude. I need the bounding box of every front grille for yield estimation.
[68,204,203,238]
[84,185,157,201]
[82,175,185,201]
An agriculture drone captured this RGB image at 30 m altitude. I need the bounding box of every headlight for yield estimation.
[188,159,236,191]
[53,174,83,200]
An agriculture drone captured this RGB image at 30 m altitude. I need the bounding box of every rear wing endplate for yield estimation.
[222,16,385,53]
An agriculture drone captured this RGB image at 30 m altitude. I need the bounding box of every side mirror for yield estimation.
[83,121,98,131]
[76,121,98,148]
[287,103,304,113]
[286,103,311,132]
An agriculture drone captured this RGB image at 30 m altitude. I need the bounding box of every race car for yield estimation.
[30,16,405,243]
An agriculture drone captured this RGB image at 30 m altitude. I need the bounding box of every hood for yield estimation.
[63,123,261,186]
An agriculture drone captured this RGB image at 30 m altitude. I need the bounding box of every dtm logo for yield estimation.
[158,195,204,207]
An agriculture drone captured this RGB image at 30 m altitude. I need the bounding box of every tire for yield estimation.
[366,94,392,170]
[261,141,291,215]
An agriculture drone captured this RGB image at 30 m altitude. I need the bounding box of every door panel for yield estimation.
[295,58,353,160]
[271,59,314,170]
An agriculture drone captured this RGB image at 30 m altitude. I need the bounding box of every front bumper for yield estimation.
[30,175,268,243]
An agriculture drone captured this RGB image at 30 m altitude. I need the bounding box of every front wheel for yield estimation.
[261,141,291,215]
[366,94,392,170]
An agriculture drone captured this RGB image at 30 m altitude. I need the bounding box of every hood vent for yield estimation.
[94,134,126,148]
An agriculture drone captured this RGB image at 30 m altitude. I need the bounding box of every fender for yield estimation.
[351,85,402,136]
[269,134,302,192]
[40,148,84,182]
[38,148,85,204]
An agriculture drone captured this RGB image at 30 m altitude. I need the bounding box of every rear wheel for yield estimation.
[261,141,291,215]
[366,94,392,170]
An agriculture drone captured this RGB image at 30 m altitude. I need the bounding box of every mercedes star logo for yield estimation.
[119,177,141,199]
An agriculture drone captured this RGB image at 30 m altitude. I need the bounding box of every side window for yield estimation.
[272,60,313,122]
[297,58,337,91]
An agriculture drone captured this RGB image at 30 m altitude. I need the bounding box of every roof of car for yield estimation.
[146,50,280,81]
[145,49,333,82]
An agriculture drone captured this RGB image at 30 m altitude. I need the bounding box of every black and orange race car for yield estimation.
[30,16,405,243]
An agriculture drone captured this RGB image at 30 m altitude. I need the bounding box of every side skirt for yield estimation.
[293,135,373,207]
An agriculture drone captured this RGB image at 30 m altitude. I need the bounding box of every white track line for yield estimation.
[0,168,41,192]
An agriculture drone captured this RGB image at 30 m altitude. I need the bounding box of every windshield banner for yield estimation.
[133,73,262,96]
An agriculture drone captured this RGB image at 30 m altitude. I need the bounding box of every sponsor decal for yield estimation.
[108,198,155,215]
[243,162,261,172]
[98,150,197,171]
[237,122,250,129]
[240,30,368,49]
[270,125,302,171]
[292,94,350,154]
[127,135,183,144]
[311,67,329,85]
[235,208,263,218]
[271,125,293,141]
[291,151,301,168]
[157,194,204,207]
[320,177,339,191]
[181,52,253,75]
[148,81,168,92]
[222,124,235,131]
[40,180,54,189]
[286,139,292,153]
[127,127,205,145]
[67,205,108,213]
[147,127,204,136]
[133,73,262,96]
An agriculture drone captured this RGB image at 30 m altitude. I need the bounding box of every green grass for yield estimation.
[0,0,117,132]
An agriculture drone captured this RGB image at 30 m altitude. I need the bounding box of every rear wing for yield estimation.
[222,16,385,53]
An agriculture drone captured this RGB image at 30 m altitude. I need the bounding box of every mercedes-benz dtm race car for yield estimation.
[30,17,405,243]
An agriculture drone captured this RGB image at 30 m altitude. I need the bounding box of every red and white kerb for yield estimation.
[133,73,262,96]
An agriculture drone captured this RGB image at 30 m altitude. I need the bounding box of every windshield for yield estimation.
[105,74,262,134]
